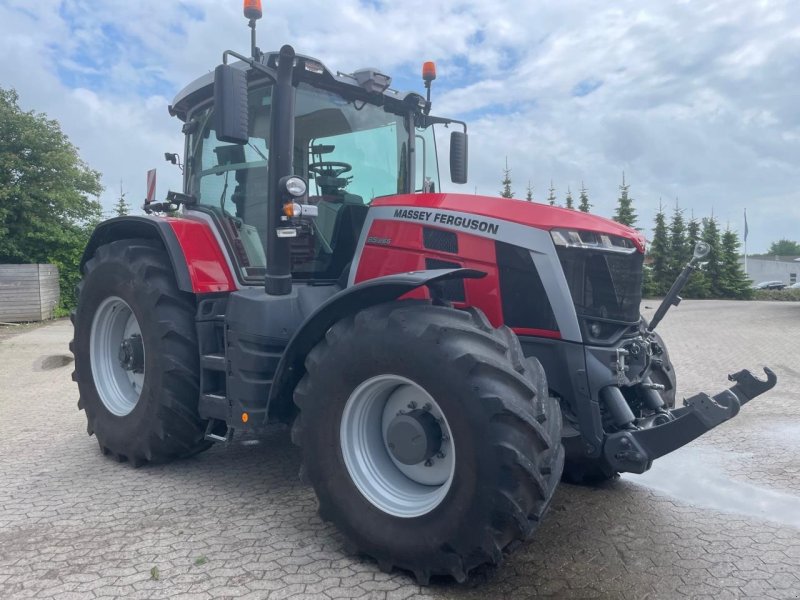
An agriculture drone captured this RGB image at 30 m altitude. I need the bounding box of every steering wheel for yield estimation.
[309,161,352,178]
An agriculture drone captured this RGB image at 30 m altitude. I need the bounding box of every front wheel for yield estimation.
[292,301,564,583]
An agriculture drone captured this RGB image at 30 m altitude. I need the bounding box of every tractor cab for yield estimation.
[168,50,464,287]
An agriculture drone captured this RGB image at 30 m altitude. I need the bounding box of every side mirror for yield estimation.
[213,64,249,145]
[450,131,468,184]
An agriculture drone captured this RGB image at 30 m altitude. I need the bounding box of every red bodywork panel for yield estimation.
[353,215,562,339]
[372,193,646,252]
[355,218,502,318]
[165,218,237,293]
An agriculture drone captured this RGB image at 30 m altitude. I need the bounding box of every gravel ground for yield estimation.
[0,300,798,599]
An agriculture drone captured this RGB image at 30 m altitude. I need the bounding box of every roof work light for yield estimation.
[244,0,262,20]
[422,61,437,114]
[422,61,437,83]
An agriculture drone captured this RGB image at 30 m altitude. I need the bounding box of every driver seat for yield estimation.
[312,191,368,279]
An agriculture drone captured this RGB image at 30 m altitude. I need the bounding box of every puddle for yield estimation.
[772,423,800,449]
[35,354,74,371]
[625,446,800,529]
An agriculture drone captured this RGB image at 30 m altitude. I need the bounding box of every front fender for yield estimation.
[268,268,485,412]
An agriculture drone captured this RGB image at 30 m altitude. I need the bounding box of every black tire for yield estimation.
[561,331,677,485]
[292,301,564,583]
[70,239,210,465]
[649,331,677,409]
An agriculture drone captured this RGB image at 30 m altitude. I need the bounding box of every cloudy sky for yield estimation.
[1,0,798,252]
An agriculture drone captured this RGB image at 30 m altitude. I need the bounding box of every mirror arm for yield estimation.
[221,49,277,84]
[418,114,467,134]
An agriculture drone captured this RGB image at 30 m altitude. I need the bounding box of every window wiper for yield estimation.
[248,142,267,161]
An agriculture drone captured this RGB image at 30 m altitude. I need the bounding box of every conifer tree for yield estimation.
[667,201,689,281]
[526,181,533,202]
[719,227,753,299]
[701,215,723,296]
[564,187,574,209]
[113,181,130,217]
[500,157,514,198]
[547,180,557,206]
[612,172,637,227]
[578,182,591,213]
[648,200,670,295]
[683,213,711,298]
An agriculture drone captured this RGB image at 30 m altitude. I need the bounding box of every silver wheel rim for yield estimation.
[340,375,455,518]
[89,296,144,417]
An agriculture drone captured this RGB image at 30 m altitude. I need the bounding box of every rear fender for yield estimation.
[80,215,236,294]
[267,268,485,416]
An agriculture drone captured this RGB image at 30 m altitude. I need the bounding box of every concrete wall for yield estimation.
[0,264,60,322]
[740,256,800,285]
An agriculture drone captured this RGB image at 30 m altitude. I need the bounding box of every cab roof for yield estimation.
[169,50,425,122]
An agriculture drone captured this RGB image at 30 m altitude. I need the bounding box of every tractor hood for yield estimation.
[372,193,646,253]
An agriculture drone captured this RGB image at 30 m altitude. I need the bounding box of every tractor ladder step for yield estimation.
[200,393,229,422]
[201,353,227,372]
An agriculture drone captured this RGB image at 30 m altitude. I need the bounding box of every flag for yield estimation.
[744,208,748,242]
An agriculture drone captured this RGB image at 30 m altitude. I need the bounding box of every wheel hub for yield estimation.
[118,334,144,373]
[385,409,442,465]
[340,375,456,518]
[90,296,145,417]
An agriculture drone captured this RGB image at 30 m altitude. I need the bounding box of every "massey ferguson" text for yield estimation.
[393,209,500,235]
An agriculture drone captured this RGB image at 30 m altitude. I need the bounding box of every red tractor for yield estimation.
[71,2,776,583]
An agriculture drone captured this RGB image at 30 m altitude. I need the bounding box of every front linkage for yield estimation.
[606,367,777,474]
[589,241,778,476]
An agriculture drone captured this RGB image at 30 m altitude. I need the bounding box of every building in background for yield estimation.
[741,255,800,286]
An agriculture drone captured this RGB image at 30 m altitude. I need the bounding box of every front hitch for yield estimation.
[604,367,777,474]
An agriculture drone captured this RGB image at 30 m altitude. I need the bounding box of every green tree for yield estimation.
[701,215,723,297]
[578,182,591,213]
[647,200,670,296]
[667,201,689,281]
[526,181,533,202]
[546,180,557,206]
[564,187,574,209]
[683,214,711,298]
[612,172,637,227]
[500,157,514,198]
[719,227,753,299]
[0,88,103,311]
[767,239,800,256]
[113,181,130,217]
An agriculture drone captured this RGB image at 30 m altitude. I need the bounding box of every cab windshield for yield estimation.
[188,83,435,281]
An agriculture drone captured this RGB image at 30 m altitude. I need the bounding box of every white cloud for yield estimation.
[0,0,798,251]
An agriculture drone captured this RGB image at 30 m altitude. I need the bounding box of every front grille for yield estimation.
[557,247,644,323]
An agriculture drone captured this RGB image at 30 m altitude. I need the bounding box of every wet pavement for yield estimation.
[0,300,798,599]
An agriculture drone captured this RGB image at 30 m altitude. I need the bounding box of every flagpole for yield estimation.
[743,208,748,277]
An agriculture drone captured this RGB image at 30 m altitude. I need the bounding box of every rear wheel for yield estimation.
[70,239,210,465]
[292,301,564,583]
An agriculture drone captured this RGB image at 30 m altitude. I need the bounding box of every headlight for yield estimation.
[282,176,307,197]
[550,228,638,254]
